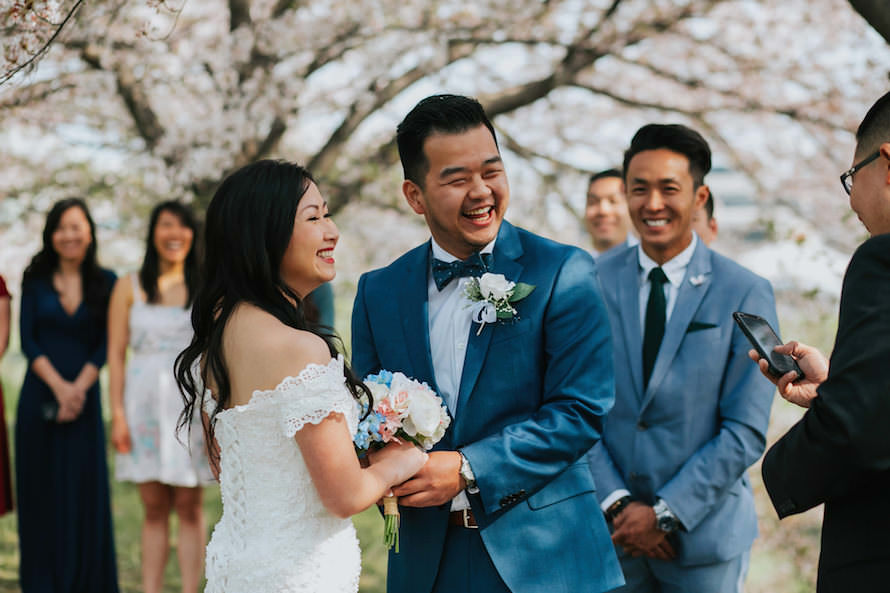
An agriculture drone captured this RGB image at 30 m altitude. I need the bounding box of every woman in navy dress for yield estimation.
[16,198,119,593]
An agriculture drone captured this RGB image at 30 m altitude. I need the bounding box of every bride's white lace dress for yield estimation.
[202,355,361,592]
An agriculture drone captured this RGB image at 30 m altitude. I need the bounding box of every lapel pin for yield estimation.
[689,274,706,287]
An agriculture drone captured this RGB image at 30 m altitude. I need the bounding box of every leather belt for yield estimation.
[448,509,478,529]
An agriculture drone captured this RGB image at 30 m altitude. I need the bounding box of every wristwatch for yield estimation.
[653,498,681,533]
[605,495,632,523]
[458,451,480,494]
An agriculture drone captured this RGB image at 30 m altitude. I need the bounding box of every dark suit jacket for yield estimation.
[762,233,890,593]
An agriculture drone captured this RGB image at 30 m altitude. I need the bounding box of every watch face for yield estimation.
[657,515,676,533]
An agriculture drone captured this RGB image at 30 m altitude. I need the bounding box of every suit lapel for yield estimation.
[640,242,712,410]
[454,221,524,417]
[399,242,438,392]
[615,248,645,403]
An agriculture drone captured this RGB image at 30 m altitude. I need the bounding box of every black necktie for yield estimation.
[642,267,669,389]
[431,252,492,291]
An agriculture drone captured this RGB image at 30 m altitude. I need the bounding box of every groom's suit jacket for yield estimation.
[352,221,624,593]
[762,234,890,593]
[587,241,776,567]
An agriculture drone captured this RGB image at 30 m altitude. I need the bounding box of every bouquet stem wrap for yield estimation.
[382,494,400,552]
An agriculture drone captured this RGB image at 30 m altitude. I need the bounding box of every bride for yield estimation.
[175,160,426,592]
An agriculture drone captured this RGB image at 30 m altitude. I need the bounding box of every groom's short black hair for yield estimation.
[623,124,712,188]
[397,94,499,188]
[856,90,890,159]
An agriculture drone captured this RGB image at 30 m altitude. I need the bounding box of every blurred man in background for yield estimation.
[691,191,718,246]
[585,169,636,258]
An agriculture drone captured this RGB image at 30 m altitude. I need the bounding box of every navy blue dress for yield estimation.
[15,270,119,593]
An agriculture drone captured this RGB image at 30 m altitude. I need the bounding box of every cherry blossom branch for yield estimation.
[0,0,85,86]
[308,62,447,176]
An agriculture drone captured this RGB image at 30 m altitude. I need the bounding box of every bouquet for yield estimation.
[353,370,451,552]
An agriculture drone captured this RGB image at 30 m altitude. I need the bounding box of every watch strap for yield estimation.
[605,495,632,522]
[458,452,479,494]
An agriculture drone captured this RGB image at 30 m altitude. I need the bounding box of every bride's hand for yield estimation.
[368,440,428,486]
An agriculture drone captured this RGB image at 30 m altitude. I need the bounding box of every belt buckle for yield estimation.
[461,508,478,529]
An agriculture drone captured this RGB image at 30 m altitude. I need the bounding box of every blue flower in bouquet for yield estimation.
[365,370,393,387]
[353,411,385,450]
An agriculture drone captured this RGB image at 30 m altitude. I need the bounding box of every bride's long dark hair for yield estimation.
[175,160,370,457]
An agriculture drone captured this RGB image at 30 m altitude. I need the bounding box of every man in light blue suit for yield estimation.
[587,124,777,592]
[352,94,623,593]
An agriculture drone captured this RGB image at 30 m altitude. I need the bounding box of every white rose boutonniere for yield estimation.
[464,272,535,335]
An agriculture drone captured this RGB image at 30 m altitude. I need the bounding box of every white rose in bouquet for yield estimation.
[478,273,515,302]
[427,405,450,445]
[366,381,390,401]
[402,390,446,442]
[366,381,393,409]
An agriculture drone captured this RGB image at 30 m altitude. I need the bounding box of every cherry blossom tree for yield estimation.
[3,3,889,589]
[1,0,888,278]
[2,0,886,228]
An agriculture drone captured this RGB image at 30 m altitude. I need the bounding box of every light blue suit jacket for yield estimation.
[587,241,776,567]
[352,221,624,593]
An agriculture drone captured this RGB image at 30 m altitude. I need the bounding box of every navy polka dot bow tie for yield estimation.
[431,252,492,291]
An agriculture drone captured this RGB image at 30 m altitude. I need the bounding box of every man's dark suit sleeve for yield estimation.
[351,273,382,379]
[762,235,890,517]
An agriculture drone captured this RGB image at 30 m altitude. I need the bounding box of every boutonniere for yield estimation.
[689,274,706,287]
[464,272,535,335]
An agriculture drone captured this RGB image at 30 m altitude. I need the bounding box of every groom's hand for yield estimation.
[391,451,464,507]
[611,502,676,560]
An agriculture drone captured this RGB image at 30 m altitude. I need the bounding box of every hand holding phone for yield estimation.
[733,312,805,381]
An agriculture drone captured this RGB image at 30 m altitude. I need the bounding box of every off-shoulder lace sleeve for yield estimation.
[265,355,359,438]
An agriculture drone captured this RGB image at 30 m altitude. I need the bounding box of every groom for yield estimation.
[352,94,623,593]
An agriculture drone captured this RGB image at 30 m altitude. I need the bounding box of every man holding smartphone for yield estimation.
[587,123,778,592]
[753,90,890,593]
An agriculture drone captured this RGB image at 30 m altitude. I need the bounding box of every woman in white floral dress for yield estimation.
[107,201,212,593]
[174,160,426,593]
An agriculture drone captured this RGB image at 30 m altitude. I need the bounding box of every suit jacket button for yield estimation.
[636,421,648,431]
[518,489,527,497]
[500,497,509,507]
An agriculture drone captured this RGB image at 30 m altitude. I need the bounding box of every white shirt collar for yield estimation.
[430,236,496,263]
[637,233,698,287]
[591,233,639,259]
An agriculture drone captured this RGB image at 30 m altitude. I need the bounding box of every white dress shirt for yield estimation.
[600,234,698,513]
[428,237,495,511]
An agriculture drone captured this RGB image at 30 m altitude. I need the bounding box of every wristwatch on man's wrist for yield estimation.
[458,451,480,494]
[605,495,632,523]
[653,498,681,533]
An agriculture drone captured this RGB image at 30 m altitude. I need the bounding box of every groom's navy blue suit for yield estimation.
[352,221,624,593]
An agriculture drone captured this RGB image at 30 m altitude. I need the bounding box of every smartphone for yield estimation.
[732,312,804,381]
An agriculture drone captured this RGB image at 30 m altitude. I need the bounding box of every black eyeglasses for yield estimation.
[840,150,880,195]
